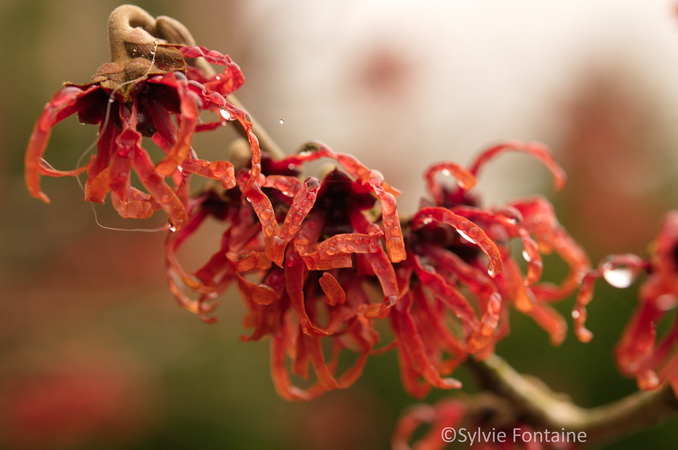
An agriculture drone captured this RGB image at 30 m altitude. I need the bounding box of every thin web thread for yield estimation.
[74,40,169,233]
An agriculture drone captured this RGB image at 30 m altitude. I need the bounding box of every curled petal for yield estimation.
[424,162,477,204]
[530,301,568,345]
[511,197,591,299]
[85,121,119,202]
[454,205,543,284]
[271,330,313,401]
[468,141,567,191]
[263,175,303,196]
[319,273,346,306]
[360,248,400,318]
[181,159,236,188]
[573,254,647,342]
[152,75,199,176]
[236,274,278,305]
[242,182,279,241]
[414,206,503,277]
[298,232,381,271]
[269,177,320,266]
[25,85,99,203]
[285,250,331,337]
[178,45,240,67]
[189,81,263,185]
[615,295,663,388]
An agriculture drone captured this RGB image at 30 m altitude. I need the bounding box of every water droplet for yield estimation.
[264,225,275,236]
[457,229,476,244]
[571,310,580,319]
[177,165,184,173]
[260,209,272,220]
[168,224,177,232]
[278,118,286,125]
[346,244,355,252]
[522,250,531,262]
[220,108,232,120]
[420,217,433,226]
[215,75,221,80]
[488,268,497,277]
[603,266,637,288]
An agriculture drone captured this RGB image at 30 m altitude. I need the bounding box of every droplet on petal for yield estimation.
[602,266,637,288]
[457,229,476,244]
[220,108,232,120]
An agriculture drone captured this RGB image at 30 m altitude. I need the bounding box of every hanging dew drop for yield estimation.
[168,224,177,232]
[278,118,286,125]
[220,108,232,120]
[602,266,636,288]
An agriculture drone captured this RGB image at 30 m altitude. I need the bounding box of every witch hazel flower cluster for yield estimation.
[25,6,678,443]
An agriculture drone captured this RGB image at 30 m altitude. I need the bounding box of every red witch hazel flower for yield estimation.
[24,5,262,230]
[392,141,590,397]
[166,138,588,400]
[166,142,405,400]
[575,211,678,394]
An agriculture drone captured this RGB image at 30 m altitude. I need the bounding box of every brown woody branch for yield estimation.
[465,354,678,446]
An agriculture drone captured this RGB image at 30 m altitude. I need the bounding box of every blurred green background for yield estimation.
[2,0,678,448]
